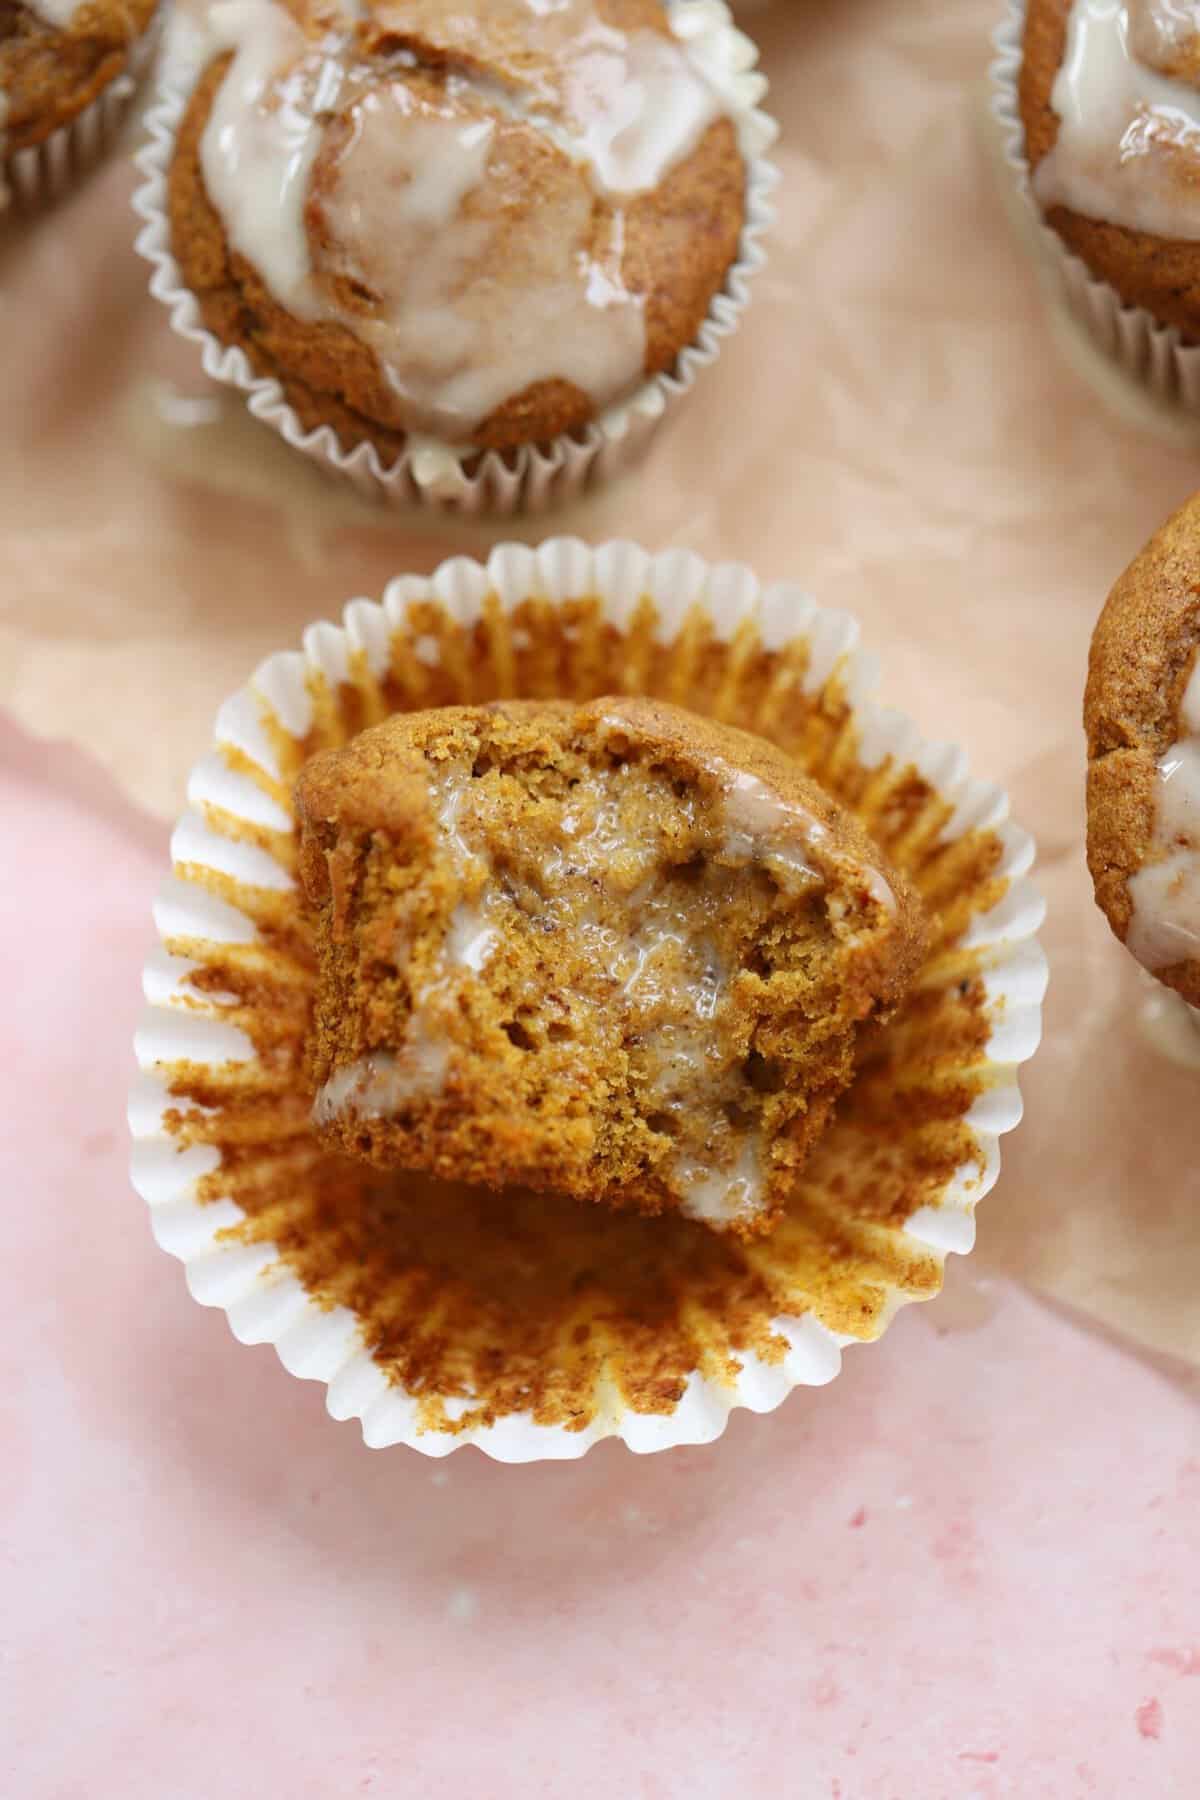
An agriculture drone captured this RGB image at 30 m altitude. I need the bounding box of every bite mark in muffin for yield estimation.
[295,698,927,1235]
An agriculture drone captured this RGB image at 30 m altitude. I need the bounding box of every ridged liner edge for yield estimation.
[129,537,1048,1462]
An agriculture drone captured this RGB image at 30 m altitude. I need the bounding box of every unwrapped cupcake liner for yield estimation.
[991,0,1200,409]
[1,14,160,218]
[129,539,1047,1462]
[129,2,777,516]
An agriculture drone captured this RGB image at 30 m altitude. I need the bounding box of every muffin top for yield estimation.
[167,0,749,452]
[1085,489,1200,1004]
[0,0,158,155]
[1020,0,1200,328]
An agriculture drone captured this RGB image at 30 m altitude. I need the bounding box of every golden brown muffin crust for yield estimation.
[296,698,927,1234]
[0,0,157,154]
[166,0,747,454]
[1019,0,1200,337]
[1085,490,1200,1002]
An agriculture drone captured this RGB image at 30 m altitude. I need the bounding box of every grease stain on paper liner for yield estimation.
[152,591,1009,1442]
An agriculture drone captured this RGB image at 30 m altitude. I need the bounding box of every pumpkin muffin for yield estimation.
[1086,491,1200,1003]
[1019,0,1200,337]
[296,698,927,1236]
[0,0,158,157]
[165,0,749,457]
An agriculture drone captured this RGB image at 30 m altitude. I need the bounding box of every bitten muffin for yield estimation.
[296,698,927,1236]
[1086,491,1200,1003]
[0,0,158,156]
[166,0,748,456]
[1019,0,1200,335]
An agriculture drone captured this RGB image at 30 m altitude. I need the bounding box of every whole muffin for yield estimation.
[1085,491,1200,1004]
[166,0,749,456]
[1,0,158,156]
[296,698,927,1235]
[1019,0,1200,336]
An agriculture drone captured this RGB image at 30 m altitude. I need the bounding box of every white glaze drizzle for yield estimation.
[721,769,896,912]
[200,2,334,318]
[366,0,724,193]
[25,0,83,25]
[445,902,499,973]
[559,18,723,193]
[1127,654,1200,970]
[319,85,645,440]
[313,1036,449,1124]
[1035,1,1200,241]
[192,0,728,443]
[674,1136,762,1226]
[722,769,826,883]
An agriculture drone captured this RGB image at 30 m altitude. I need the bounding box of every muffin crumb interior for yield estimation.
[297,698,925,1234]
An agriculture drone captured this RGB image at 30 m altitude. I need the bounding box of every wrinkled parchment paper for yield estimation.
[2,0,1197,1366]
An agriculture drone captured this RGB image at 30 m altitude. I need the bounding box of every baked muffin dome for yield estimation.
[296,698,927,1235]
[166,0,748,455]
[0,0,158,156]
[1019,0,1200,335]
[1086,490,1200,1004]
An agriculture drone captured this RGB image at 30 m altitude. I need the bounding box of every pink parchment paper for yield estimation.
[1,714,1198,1794]
[1,3,1199,1790]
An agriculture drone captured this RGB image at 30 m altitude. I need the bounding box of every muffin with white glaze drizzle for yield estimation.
[164,0,751,460]
[1,0,158,174]
[1087,492,1200,1004]
[295,698,927,1237]
[1015,1,1200,336]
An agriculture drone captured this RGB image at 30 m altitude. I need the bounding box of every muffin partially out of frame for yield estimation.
[1086,491,1200,1004]
[296,698,926,1236]
[1018,0,1200,337]
[1,0,158,157]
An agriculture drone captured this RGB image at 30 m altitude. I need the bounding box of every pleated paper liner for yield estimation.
[130,2,777,516]
[991,0,1200,412]
[129,539,1047,1462]
[1,13,160,218]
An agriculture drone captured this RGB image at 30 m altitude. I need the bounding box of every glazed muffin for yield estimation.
[1019,0,1200,336]
[0,0,158,157]
[1086,491,1200,1003]
[165,0,749,457]
[296,698,927,1236]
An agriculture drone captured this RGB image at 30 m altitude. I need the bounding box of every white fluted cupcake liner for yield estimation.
[991,0,1200,409]
[130,2,777,515]
[1,14,160,218]
[129,538,1047,1461]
